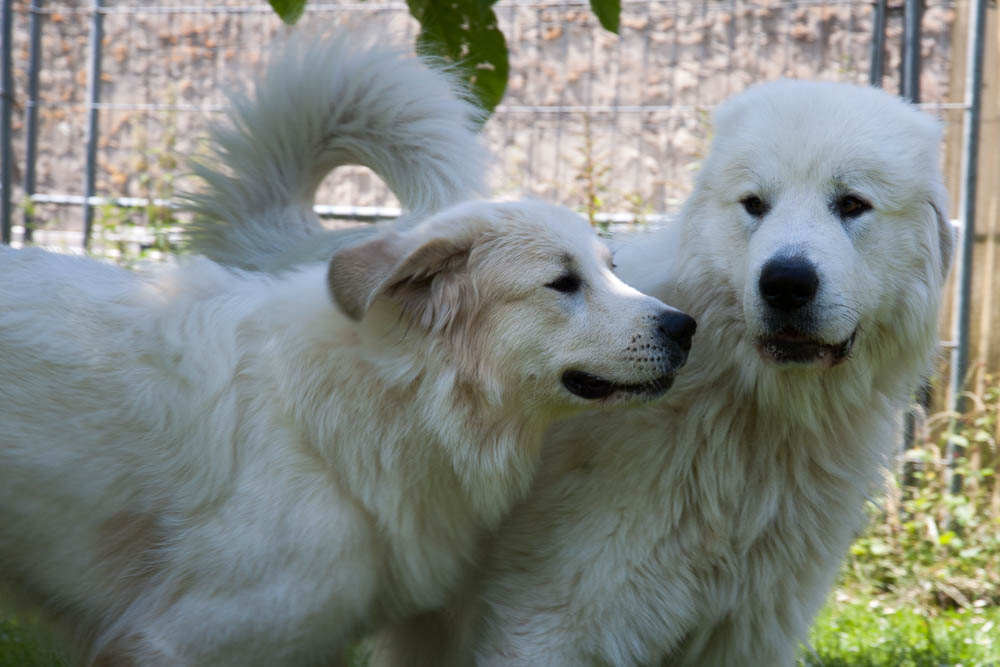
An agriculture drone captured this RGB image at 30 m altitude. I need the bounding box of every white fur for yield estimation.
[183,31,489,272]
[370,80,955,666]
[0,36,693,666]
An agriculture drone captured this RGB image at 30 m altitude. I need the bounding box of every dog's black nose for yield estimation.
[657,310,697,352]
[759,256,819,312]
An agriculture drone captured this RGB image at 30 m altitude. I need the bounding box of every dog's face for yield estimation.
[687,80,953,370]
[328,201,695,408]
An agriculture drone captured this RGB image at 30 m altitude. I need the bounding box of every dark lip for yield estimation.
[755,329,857,367]
[561,369,676,400]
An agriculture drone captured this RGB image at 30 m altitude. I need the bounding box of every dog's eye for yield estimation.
[835,194,872,219]
[740,195,768,217]
[546,273,582,294]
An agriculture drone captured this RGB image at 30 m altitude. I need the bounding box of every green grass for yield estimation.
[0,616,66,667]
[801,596,1000,666]
[5,600,999,667]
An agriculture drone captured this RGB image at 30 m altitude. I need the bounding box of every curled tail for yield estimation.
[183,32,489,271]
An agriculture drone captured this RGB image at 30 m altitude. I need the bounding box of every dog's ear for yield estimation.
[327,212,490,326]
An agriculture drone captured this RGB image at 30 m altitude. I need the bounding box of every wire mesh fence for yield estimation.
[2,0,961,252]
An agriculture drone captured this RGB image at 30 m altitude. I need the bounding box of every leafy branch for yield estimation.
[267,0,621,115]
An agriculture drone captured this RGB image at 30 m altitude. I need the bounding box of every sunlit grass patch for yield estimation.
[801,594,1000,666]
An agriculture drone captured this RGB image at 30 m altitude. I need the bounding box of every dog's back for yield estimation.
[0,248,245,443]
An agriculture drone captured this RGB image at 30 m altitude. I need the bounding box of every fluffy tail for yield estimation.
[183,31,489,272]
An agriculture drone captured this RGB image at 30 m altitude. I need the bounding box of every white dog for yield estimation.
[0,37,696,666]
[369,80,954,666]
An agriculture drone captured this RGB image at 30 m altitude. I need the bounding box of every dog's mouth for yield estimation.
[561,370,675,401]
[755,329,857,368]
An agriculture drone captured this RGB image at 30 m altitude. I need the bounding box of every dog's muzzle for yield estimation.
[562,310,696,400]
[754,255,857,367]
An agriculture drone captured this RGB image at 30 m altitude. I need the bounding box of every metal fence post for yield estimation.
[901,0,922,102]
[0,0,13,245]
[83,0,104,249]
[947,0,988,495]
[902,0,925,471]
[23,0,44,243]
[869,0,887,87]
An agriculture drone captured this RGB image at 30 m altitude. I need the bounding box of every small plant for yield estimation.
[622,191,653,226]
[92,105,184,267]
[576,113,610,230]
[841,375,1000,611]
[796,377,1000,666]
[572,117,651,231]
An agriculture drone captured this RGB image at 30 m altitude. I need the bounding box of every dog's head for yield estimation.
[685,79,952,371]
[327,200,695,409]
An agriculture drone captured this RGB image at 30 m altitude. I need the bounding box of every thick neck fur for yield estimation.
[254,269,548,546]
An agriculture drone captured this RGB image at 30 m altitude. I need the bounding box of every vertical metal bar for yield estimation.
[897,0,924,466]
[525,7,543,192]
[632,16,649,199]
[725,0,735,96]
[82,0,104,249]
[901,0,921,101]
[780,1,791,80]
[869,0,887,86]
[947,0,988,495]
[23,0,43,243]
[608,19,622,215]
[551,0,569,201]
[0,0,13,245]
[504,2,516,201]
[845,0,857,75]
[668,0,679,214]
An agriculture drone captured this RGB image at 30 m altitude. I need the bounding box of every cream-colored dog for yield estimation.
[0,38,695,666]
[371,80,954,666]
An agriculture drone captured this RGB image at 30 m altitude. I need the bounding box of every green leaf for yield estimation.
[268,0,307,24]
[406,0,509,115]
[948,434,970,448]
[869,539,891,556]
[589,0,621,33]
